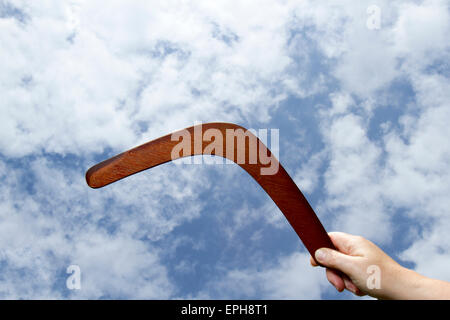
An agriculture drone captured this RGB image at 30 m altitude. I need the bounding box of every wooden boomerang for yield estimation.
[86,122,335,261]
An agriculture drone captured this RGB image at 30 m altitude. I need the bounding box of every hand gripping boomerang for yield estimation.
[86,122,335,262]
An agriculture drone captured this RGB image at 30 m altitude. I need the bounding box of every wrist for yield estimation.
[386,266,433,300]
[367,263,420,300]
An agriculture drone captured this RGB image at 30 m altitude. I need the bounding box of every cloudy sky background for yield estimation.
[1,0,449,299]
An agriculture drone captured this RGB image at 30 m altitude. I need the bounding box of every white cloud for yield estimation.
[294,150,326,194]
[68,231,174,299]
[393,0,450,65]
[292,0,449,97]
[310,0,450,282]
[400,221,450,281]
[194,251,326,299]
[318,111,392,244]
[0,158,189,298]
[0,0,312,158]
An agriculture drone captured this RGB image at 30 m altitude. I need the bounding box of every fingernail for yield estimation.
[315,249,326,262]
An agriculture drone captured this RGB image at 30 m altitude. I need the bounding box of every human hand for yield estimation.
[310,232,416,299]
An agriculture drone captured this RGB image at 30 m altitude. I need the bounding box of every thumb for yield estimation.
[315,248,356,276]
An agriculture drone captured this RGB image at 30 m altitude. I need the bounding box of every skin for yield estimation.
[310,232,450,299]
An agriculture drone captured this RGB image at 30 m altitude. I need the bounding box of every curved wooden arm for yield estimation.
[86,122,335,260]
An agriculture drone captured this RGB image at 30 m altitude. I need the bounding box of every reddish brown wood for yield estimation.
[86,122,335,261]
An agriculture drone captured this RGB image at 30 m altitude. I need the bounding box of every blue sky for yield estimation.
[0,0,449,299]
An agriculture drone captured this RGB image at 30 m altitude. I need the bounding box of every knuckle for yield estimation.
[346,235,364,252]
[327,251,337,266]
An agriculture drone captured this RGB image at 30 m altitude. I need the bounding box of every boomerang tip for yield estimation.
[85,154,120,188]
[86,165,102,189]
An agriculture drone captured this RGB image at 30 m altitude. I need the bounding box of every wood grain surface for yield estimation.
[86,122,335,260]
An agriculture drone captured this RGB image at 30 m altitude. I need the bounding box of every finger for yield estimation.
[343,278,366,296]
[353,287,366,296]
[340,274,366,296]
[343,276,358,294]
[310,255,318,267]
[326,268,345,292]
[315,248,357,276]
